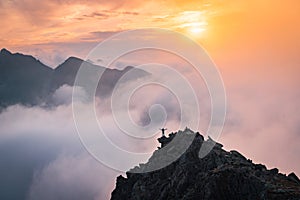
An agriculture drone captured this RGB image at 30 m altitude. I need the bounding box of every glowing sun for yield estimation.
[185,22,206,36]
[175,11,207,38]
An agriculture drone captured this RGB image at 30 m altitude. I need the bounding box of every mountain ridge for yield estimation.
[0,48,149,108]
[111,128,300,200]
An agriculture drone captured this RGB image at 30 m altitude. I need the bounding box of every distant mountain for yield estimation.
[53,56,86,88]
[53,56,147,98]
[111,129,300,200]
[0,48,149,108]
[0,48,53,107]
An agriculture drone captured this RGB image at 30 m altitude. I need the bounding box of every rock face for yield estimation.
[111,128,300,200]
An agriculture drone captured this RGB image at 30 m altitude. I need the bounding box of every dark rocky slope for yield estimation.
[111,128,300,200]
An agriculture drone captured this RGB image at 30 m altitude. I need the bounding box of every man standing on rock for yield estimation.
[160,128,167,136]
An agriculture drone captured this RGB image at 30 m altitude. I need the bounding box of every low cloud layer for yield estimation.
[0,53,299,199]
[28,153,117,200]
[0,77,188,199]
[0,103,122,200]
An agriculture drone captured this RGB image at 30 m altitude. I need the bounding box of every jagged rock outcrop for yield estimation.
[111,128,300,200]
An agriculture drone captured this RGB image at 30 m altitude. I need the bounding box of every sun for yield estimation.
[174,11,207,38]
[185,22,207,37]
[189,26,206,34]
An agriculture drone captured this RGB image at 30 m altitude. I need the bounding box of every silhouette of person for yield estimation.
[160,128,167,136]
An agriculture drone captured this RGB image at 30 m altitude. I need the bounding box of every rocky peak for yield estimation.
[111,129,300,200]
[0,48,11,55]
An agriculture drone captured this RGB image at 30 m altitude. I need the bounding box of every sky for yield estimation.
[1,0,298,67]
[1,0,300,199]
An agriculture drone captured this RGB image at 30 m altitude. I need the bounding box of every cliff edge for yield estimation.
[111,128,300,200]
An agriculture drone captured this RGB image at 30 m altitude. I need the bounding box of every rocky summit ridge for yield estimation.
[111,128,300,200]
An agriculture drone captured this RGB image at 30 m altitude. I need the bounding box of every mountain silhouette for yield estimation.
[0,48,149,109]
[111,128,300,200]
[0,48,53,107]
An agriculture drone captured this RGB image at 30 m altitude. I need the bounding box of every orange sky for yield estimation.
[1,0,300,175]
[1,0,299,66]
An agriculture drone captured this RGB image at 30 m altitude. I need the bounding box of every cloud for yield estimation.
[0,76,188,199]
[0,103,121,200]
[27,153,118,200]
[13,41,98,67]
[0,104,79,200]
[83,31,121,42]
[0,69,299,200]
[50,84,88,105]
[82,10,139,19]
[103,42,300,177]
[3,0,144,24]
[83,11,110,19]
[219,74,300,176]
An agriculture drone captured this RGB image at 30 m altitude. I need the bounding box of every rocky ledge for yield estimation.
[111,128,300,200]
